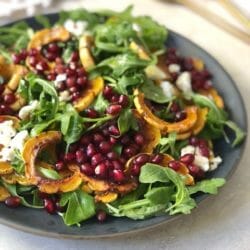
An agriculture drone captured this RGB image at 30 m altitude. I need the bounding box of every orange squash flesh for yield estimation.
[134,89,198,134]
[199,88,224,109]
[0,186,10,201]
[73,76,104,111]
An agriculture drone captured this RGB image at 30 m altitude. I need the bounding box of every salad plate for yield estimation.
[0,9,247,239]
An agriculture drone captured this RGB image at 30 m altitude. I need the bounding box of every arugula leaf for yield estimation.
[140,79,173,103]
[60,189,96,226]
[38,167,61,180]
[188,178,226,195]
[35,15,51,28]
[157,133,177,155]
[10,149,25,174]
[118,109,138,135]
[92,93,109,113]
[145,186,174,205]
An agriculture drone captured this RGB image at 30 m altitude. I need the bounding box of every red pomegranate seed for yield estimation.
[95,163,108,178]
[70,51,79,62]
[135,154,150,165]
[38,192,48,199]
[124,146,137,158]
[97,210,107,222]
[104,159,113,169]
[0,104,12,115]
[106,104,122,116]
[175,111,187,122]
[196,168,205,179]
[86,108,98,118]
[47,73,56,81]
[109,136,117,144]
[182,58,193,71]
[86,143,96,157]
[198,139,208,148]
[112,160,123,170]
[93,133,104,143]
[103,85,113,99]
[131,164,141,176]
[3,93,16,104]
[28,48,39,56]
[36,61,49,72]
[69,86,78,93]
[76,76,87,87]
[76,67,86,76]
[113,169,125,182]
[91,153,104,166]
[64,153,75,161]
[118,95,129,107]
[5,196,21,208]
[102,127,109,137]
[108,125,120,136]
[0,85,4,94]
[198,147,210,158]
[110,94,119,103]
[168,160,181,171]
[107,151,118,160]
[80,163,94,176]
[80,135,92,145]
[66,77,76,87]
[134,133,144,146]
[151,154,164,164]
[65,68,75,77]
[55,161,64,171]
[170,102,180,113]
[44,198,56,214]
[47,43,60,53]
[189,136,199,146]
[119,157,127,165]
[99,141,112,153]
[12,53,22,64]
[45,52,57,62]
[188,163,200,177]
[71,91,80,101]
[57,82,66,91]
[180,153,194,165]
[121,135,130,145]
[75,149,87,164]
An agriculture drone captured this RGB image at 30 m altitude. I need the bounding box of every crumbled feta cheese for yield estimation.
[160,80,176,98]
[194,154,210,172]
[176,72,192,93]
[145,65,167,80]
[181,145,195,156]
[0,120,16,147]
[132,23,141,33]
[64,19,87,36]
[0,119,29,162]
[168,64,180,73]
[18,100,39,120]
[209,156,222,171]
[59,90,71,102]
[54,73,67,89]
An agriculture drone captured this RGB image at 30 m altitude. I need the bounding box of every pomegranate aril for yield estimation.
[12,53,22,64]
[99,141,112,153]
[76,76,87,87]
[38,192,48,199]
[5,196,21,208]
[47,73,56,81]
[134,133,144,146]
[110,94,119,103]
[3,93,16,104]
[106,104,122,116]
[71,51,79,62]
[198,146,210,158]
[47,43,60,53]
[151,154,164,164]
[69,86,78,93]
[135,154,150,165]
[0,104,12,115]
[95,163,108,178]
[71,91,80,101]
[118,95,129,107]
[28,56,37,67]
[121,135,130,145]
[189,136,199,146]
[182,58,193,71]
[91,153,104,166]
[180,153,194,165]
[36,61,49,72]
[64,152,75,161]
[86,143,97,157]
[93,133,105,143]
[80,163,94,176]
[113,169,125,182]
[107,151,118,160]
[55,161,64,171]
[168,160,181,171]
[77,67,86,77]
[112,160,123,170]
[66,77,76,88]
[97,210,107,222]
[86,108,98,118]
[175,111,187,122]
[109,136,117,144]
[131,164,141,176]
[108,125,120,136]
[28,48,38,56]
[103,85,113,99]
[188,163,200,177]
[76,149,87,163]
[81,135,92,145]
[124,146,137,158]
[170,102,180,113]
[44,198,56,214]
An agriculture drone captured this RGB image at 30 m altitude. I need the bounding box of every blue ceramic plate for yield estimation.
[0,14,247,239]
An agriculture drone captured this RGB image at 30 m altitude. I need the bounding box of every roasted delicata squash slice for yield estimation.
[198,88,224,109]
[22,131,82,193]
[1,172,33,186]
[73,76,104,111]
[79,34,95,71]
[134,89,198,134]
[28,26,70,50]
[0,57,27,110]
[0,186,10,201]
[126,153,194,185]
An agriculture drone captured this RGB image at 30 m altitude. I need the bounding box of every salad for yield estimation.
[0,6,245,226]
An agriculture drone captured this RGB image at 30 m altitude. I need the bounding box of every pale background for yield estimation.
[0,0,249,249]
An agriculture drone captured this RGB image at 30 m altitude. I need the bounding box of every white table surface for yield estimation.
[0,0,249,249]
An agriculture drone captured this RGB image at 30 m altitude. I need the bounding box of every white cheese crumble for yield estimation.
[145,65,167,80]
[176,71,192,93]
[64,19,88,36]
[180,145,222,172]
[18,100,39,120]
[168,64,181,73]
[54,73,67,89]
[59,90,71,102]
[0,120,29,162]
[160,80,176,98]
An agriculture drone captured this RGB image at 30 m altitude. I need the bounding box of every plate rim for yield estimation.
[0,13,248,239]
